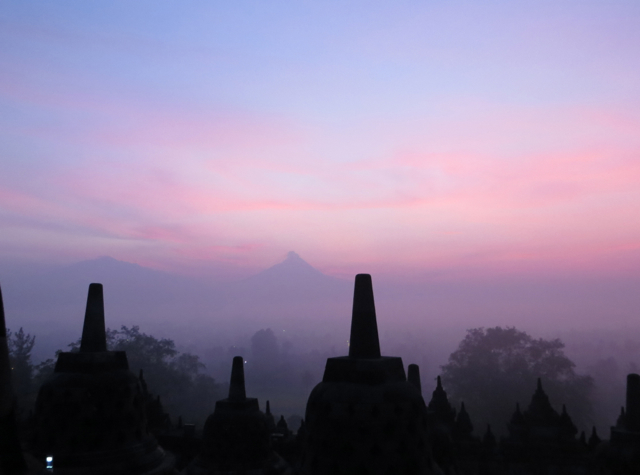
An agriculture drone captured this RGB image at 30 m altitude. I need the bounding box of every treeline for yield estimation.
[7,325,222,425]
[9,324,618,436]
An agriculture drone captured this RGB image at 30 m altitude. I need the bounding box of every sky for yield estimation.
[1,1,640,281]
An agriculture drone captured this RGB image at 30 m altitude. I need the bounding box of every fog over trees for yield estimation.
[2,253,639,436]
[441,327,594,434]
[8,321,635,441]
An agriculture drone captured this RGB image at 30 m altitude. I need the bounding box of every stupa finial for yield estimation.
[80,283,107,352]
[408,364,422,394]
[348,274,381,359]
[228,356,246,401]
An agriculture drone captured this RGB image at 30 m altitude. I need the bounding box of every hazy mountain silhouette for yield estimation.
[1,253,353,360]
[1,256,227,360]
[7,251,638,366]
[209,252,352,341]
[57,255,180,283]
[238,251,348,296]
[5,256,216,312]
[251,251,327,280]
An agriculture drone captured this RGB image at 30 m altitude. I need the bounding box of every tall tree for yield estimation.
[441,326,594,434]
[37,325,221,426]
[109,326,220,425]
[6,327,36,415]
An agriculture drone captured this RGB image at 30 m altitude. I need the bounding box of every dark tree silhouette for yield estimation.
[7,328,35,390]
[110,326,222,424]
[441,326,594,434]
[6,327,36,415]
[37,325,221,425]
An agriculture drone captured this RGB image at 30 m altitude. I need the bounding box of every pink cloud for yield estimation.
[3,80,640,278]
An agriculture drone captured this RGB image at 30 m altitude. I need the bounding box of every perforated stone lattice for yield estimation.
[34,370,147,454]
[304,381,432,475]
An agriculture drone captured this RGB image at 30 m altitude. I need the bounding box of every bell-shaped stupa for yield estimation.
[302,274,436,474]
[32,284,174,475]
[186,356,292,474]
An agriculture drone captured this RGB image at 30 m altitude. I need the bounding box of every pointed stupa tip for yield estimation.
[537,378,543,391]
[0,286,28,473]
[228,356,246,401]
[408,364,421,394]
[80,283,107,352]
[437,375,443,389]
[0,285,13,415]
[0,285,6,338]
[266,400,271,415]
[348,274,381,359]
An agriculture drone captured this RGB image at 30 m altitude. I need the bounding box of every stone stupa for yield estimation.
[302,274,438,474]
[32,283,175,475]
[184,356,292,474]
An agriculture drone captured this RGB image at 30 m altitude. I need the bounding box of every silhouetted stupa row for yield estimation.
[1,276,639,474]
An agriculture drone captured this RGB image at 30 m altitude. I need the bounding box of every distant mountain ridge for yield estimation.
[1,252,352,361]
[58,255,162,277]
[243,251,347,290]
